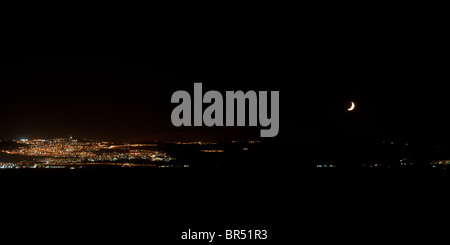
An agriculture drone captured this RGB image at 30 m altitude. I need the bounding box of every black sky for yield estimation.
[0,9,447,144]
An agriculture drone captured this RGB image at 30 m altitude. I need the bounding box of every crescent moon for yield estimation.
[347,101,355,111]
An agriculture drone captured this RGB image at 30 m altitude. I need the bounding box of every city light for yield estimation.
[0,138,177,169]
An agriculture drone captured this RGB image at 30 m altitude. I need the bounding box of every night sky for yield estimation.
[0,12,447,146]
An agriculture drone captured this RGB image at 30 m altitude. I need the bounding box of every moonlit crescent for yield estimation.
[347,101,355,111]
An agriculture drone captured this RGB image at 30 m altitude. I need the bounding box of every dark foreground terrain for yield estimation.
[1,167,450,244]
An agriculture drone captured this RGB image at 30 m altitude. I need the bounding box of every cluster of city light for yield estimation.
[175,141,218,145]
[0,161,184,169]
[430,160,450,165]
[0,162,18,169]
[1,138,175,168]
[201,150,225,153]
